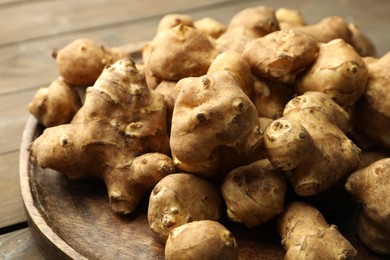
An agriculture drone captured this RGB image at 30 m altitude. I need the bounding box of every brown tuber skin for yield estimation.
[31,58,173,214]
[28,78,81,127]
[278,201,357,260]
[264,92,360,196]
[356,150,390,170]
[165,220,238,260]
[296,39,368,108]
[147,24,220,81]
[170,70,262,176]
[148,173,221,243]
[221,159,287,227]
[348,23,377,57]
[54,38,130,86]
[352,52,390,149]
[194,17,227,39]
[345,158,390,254]
[251,77,293,119]
[243,30,319,84]
[227,6,279,38]
[207,51,254,98]
[156,14,194,33]
[216,6,279,54]
[293,16,352,44]
[275,8,306,30]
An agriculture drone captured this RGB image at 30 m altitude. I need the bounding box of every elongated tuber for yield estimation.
[207,51,254,98]
[293,16,352,44]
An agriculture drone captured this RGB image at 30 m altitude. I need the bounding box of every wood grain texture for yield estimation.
[0,151,25,229]
[0,0,233,46]
[0,89,35,153]
[0,227,44,260]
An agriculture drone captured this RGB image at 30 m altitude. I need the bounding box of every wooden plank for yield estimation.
[0,228,44,260]
[0,0,39,6]
[0,151,26,228]
[0,0,233,46]
[0,89,35,153]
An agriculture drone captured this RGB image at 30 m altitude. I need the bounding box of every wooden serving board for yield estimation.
[19,42,385,259]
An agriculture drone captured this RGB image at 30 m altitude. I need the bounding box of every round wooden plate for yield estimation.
[20,115,386,260]
[19,115,287,259]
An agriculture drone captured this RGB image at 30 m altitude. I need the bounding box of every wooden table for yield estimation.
[0,0,389,258]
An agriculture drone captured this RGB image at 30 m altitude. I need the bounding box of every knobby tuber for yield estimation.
[170,70,262,176]
[31,58,173,214]
[352,52,390,149]
[278,201,357,259]
[28,77,81,127]
[221,159,287,227]
[296,39,368,108]
[264,92,361,196]
[345,158,390,254]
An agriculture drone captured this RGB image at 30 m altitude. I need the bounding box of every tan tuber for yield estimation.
[170,70,262,176]
[28,77,81,127]
[147,173,221,242]
[352,52,390,149]
[147,24,220,81]
[53,38,130,86]
[31,58,172,214]
[345,158,390,254]
[243,30,319,84]
[264,92,360,196]
[278,201,357,259]
[216,6,279,53]
[194,17,227,39]
[296,39,368,108]
[221,159,287,227]
[165,220,238,260]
